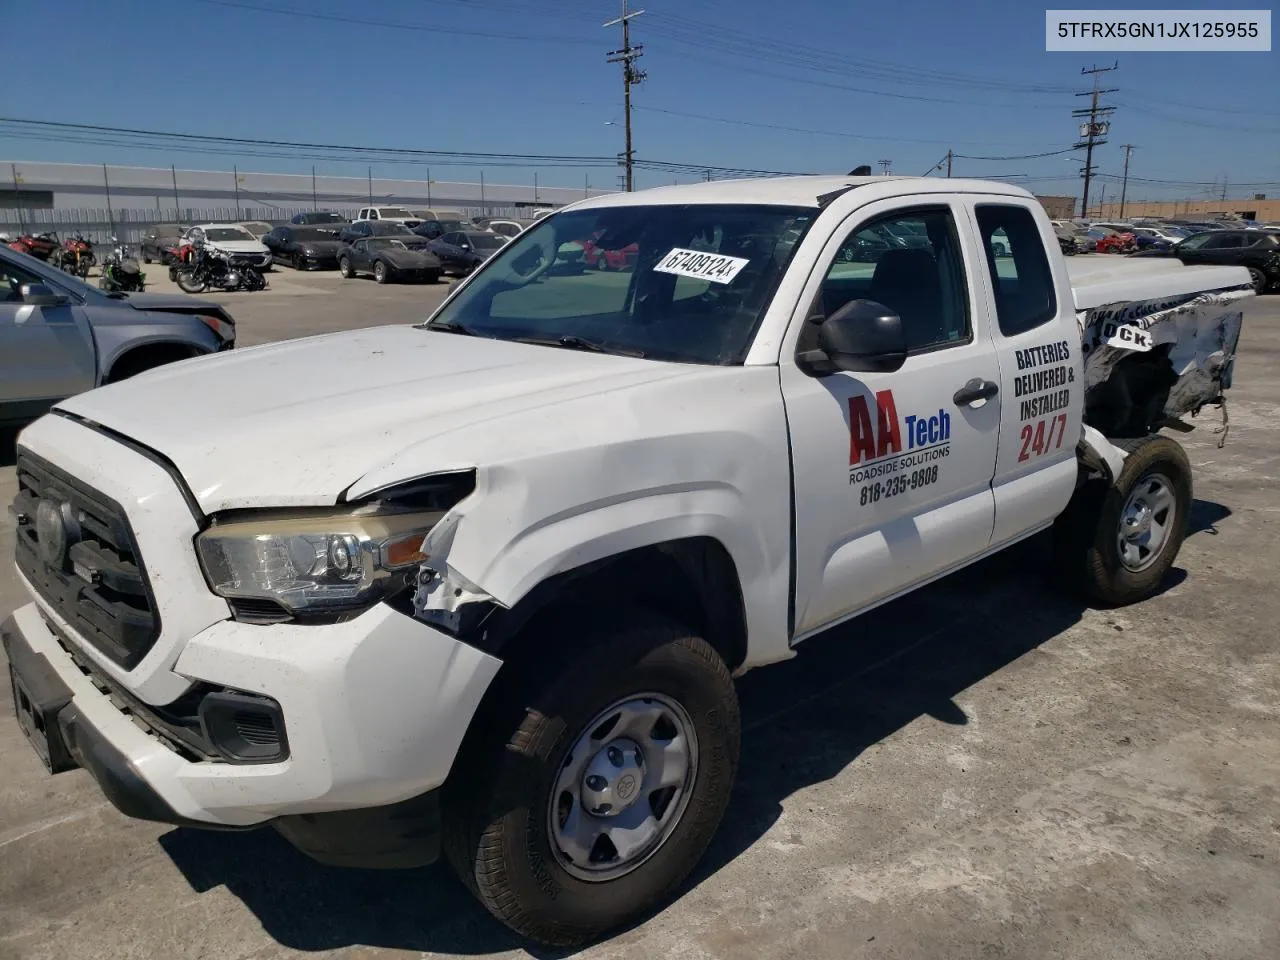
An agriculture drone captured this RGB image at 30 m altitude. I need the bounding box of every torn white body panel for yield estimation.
[1069,259,1252,422]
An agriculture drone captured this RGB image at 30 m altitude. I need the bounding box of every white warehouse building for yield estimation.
[1,161,613,239]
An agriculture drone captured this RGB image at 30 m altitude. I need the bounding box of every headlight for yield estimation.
[196,505,444,619]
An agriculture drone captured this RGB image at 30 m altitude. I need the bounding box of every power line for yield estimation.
[192,0,599,44]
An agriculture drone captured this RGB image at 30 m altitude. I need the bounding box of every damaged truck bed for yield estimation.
[1069,257,1251,442]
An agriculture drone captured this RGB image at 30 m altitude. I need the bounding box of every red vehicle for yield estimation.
[580,233,640,271]
[1095,231,1137,254]
[5,231,60,261]
[52,234,96,277]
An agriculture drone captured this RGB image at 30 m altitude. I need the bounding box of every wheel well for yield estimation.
[105,343,202,383]
[466,537,749,672]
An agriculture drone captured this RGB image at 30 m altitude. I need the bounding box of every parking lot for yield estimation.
[1,273,1278,960]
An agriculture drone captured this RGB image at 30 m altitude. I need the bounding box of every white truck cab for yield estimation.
[4,177,1251,947]
[355,206,423,227]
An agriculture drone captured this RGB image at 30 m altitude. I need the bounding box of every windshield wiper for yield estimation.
[425,321,478,336]
[512,334,646,358]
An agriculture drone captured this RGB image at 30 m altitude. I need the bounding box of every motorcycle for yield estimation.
[98,236,146,293]
[51,234,95,277]
[6,231,60,261]
[174,242,267,293]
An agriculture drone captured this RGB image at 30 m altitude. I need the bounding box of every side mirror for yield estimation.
[21,283,68,307]
[798,299,907,376]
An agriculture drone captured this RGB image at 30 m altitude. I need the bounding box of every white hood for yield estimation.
[54,326,705,513]
[206,239,269,255]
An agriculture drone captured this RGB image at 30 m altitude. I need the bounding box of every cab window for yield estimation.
[974,204,1057,337]
[804,207,970,354]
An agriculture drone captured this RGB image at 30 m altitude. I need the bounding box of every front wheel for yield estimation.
[175,268,207,294]
[443,607,739,947]
[1247,266,1268,294]
[338,257,352,278]
[374,260,389,284]
[1055,434,1192,605]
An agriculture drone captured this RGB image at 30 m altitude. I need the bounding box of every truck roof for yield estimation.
[570,175,1036,210]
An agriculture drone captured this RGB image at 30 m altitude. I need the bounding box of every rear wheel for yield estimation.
[1247,266,1268,294]
[443,607,739,948]
[1055,434,1192,605]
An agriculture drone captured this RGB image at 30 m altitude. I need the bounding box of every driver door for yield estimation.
[0,252,96,412]
[780,200,1002,638]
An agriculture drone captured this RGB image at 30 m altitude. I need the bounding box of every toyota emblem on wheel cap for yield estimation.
[35,499,70,570]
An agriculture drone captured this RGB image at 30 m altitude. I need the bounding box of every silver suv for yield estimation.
[0,245,235,424]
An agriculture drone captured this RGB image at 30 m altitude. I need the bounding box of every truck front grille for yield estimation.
[12,451,160,670]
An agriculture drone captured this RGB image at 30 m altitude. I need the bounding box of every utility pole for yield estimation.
[10,164,22,231]
[103,164,114,233]
[480,170,486,206]
[312,166,317,211]
[171,165,181,221]
[1072,62,1118,218]
[946,150,952,177]
[877,159,892,175]
[1118,144,1134,218]
[233,165,241,219]
[367,167,373,205]
[604,1,646,192]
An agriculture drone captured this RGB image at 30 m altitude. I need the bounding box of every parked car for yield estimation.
[354,206,423,227]
[290,211,349,226]
[1132,225,1190,245]
[182,225,273,271]
[483,219,535,238]
[1094,231,1137,254]
[426,230,508,275]
[0,244,234,424]
[5,232,60,261]
[409,208,467,224]
[1173,229,1280,293]
[338,236,442,284]
[263,225,345,270]
[581,233,639,271]
[338,220,429,246]
[140,224,187,265]
[236,221,273,240]
[414,218,472,240]
[2,176,1252,949]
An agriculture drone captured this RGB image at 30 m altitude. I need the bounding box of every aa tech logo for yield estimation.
[848,389,951,484]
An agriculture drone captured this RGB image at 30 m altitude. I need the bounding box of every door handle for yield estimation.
[953,378,999,407]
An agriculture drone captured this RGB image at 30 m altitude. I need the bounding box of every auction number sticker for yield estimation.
[654,247,750,285]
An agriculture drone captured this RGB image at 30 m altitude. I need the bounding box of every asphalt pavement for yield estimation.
[1,272,1278,960]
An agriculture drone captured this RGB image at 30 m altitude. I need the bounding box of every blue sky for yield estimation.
[4,0,1277,200]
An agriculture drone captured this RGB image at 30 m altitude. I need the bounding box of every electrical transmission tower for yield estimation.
[1072,62,1118,218]
[604,1,647,192]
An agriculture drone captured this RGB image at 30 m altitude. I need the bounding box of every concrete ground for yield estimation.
[1,272,1277,960]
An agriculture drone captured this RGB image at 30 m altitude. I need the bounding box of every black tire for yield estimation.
[442,606,740,947]
[1247,267,1267,294]
[338,256,352,279]
[425,269,441,284]
[142,252,152,264]
[1054,434,1192,606]
[374,260,389,284]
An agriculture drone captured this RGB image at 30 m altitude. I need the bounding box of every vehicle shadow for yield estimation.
[158,517,1211,956]
[1,427,18,468]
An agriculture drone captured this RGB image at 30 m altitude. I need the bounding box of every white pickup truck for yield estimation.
[4,177,1251,946]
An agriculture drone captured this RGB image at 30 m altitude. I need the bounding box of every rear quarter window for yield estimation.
[975,205,1058,338]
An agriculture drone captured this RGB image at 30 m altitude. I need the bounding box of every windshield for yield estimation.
[204,227,254,242]
[377,208,413,218]
[372,222,415,236]
[469,233,506,250]
[424,203,814,364]
[293,227,338,242]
